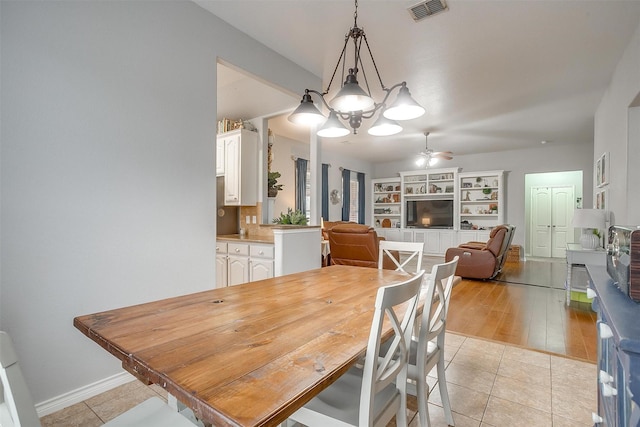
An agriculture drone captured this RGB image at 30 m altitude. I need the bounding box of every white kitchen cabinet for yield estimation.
[216,138,225,176]
[215,242,228,287]
[228,256,250,286]
[218,129,258,206]
[216,240,274,287]
[227,242,250,286]
[249,244,274,281]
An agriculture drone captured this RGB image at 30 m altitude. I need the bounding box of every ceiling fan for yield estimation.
[415,132,453,168]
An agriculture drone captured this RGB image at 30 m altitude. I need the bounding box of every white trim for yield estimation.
[35,371,136,417]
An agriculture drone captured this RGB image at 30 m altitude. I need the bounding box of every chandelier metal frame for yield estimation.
[288,0,425,137]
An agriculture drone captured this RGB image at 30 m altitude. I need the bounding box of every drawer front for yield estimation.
[251,244,274,259]
[228,243,249,256]
[215,242,228,254]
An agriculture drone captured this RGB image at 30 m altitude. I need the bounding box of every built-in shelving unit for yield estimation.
[370,168,506,255]
[458,170,504,230]
[372,178,402,228]
[400,168,460,229]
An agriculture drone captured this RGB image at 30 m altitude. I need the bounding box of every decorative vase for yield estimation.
[579,230,600,250]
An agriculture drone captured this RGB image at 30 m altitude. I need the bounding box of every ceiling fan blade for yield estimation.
[432,151,453,156]
[433,153,453,160]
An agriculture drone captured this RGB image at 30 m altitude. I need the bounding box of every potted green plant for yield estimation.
[273,208,307,225]
[268,171,283,198]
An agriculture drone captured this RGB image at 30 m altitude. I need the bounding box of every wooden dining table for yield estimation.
[73,265,413,427]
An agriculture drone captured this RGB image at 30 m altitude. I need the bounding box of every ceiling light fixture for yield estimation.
[415,132,453,168]
[288,0,425,137]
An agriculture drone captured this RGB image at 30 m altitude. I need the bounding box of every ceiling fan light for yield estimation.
[429,157,439,166]
[416,157,426,167]
[367,114,402,136]
[317,111,351,138]
[384,85,425,121]
[288,93,326,125]
[330,70,375,112]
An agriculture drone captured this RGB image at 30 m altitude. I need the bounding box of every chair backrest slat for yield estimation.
[378,241,424,274]
[359,270,424,426]
[0,331,42,427]
[419,257,459,348]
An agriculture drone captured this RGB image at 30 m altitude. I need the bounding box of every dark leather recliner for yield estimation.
[445,224,516,279]
[327,223,396,270]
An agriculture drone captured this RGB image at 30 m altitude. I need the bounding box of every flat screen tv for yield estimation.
[406,199,454,229]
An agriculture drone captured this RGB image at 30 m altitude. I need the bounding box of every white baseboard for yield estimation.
[35,371,136,417]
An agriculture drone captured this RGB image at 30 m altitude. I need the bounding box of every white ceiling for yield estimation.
[202,0,640,163]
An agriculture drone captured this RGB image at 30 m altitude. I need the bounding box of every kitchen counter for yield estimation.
[217,225,320,245]
[216,234,274,244]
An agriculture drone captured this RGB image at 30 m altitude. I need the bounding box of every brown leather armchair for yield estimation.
[445,224,516,279]
[327,223,396,270]
[321,220,353,240]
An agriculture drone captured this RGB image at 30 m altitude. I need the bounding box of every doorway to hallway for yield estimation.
[524,171,583,259]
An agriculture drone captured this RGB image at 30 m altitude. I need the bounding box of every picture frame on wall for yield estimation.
[596,188,608,210]
[597,152,609,187]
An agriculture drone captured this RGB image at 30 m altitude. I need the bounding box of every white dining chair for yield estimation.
[0,331,197,427]
[409,256,459,427]
[378,240,424,274]
[287,270,425,427]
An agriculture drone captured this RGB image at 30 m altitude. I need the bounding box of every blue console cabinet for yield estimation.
[588,265,640,426]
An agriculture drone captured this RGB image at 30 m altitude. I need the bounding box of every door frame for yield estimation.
[524,171,583,258]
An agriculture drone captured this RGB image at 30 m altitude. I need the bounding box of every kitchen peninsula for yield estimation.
[216,225,321,287]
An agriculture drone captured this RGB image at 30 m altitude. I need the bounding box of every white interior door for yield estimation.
[531,186,575,258]
[531,187,552,257]
[551,186,574,258]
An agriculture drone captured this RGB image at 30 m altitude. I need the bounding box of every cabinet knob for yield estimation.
[259,250,264,255]
[592,413,603,423]
[235,248,240,253]
[586,288,597,299]
[599,322,613,339]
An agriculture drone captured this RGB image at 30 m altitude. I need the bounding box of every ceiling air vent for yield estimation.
[408,0,448,22]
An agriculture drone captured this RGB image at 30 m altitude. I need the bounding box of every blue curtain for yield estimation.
[322,163,329,220]
[295,158,308,213]
[341,168,350,221]
[357,172,365,224]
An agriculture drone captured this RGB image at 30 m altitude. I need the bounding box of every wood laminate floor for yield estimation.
[445,258,597,363]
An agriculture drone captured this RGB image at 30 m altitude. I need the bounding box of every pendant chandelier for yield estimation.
[288,0,425,138]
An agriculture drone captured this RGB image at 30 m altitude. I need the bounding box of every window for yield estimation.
[305,167,311,221]
[349,178,359,222]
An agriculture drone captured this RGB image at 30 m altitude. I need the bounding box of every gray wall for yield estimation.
[373,143,594,248]
[594,20,640,225]
[0,0,319,405]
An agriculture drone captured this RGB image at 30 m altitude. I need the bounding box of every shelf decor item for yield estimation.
[267,171,283,198]
[572,208,605,250]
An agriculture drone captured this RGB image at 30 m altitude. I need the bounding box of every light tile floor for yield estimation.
[40,333,596,427]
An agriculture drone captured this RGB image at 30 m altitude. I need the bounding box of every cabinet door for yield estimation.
[216,139,225,176]
[224,135,241,205]
[215,254,228,287]
[414,230,440,255]
[228,256,249,286]
[250,259,274,282]
[439,231,456,254]
[424,231,440,255]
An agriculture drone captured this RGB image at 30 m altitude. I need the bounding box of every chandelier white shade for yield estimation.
[317,111,350,138]
[367,114,402,136]
[287,0,425,137]
[383,86,426,121]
